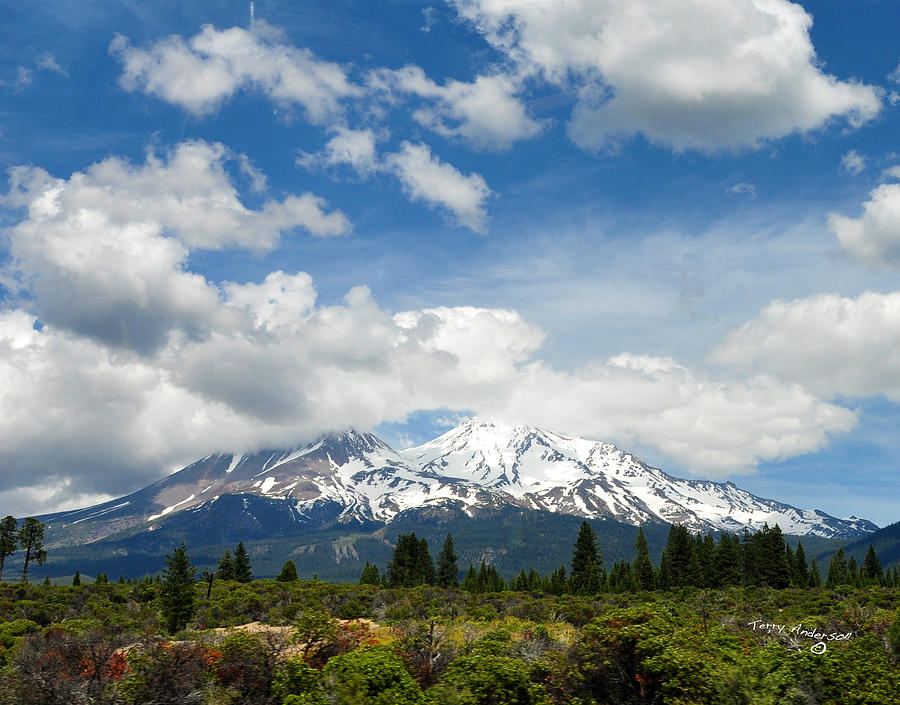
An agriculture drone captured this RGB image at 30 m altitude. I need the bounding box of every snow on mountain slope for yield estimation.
[47,419,876,541]
[399,419,877,538]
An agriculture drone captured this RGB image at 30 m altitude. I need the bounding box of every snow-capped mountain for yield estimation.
[44,419,876,545]
[400,420,876,538]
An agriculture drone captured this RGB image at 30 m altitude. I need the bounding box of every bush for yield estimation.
[119,638,212,704]
[273,657,326,705]
[320,646,424,705]
[889,606,900,657]
[426,653,550,705]
[213,631,285,704]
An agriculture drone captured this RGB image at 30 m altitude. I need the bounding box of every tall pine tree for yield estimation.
[160,542,196,634]
[416,537,435,585]
[217,549,235,581]
[0,516,17,583]
[758,525,791,589]
[664,524,694,587]
[387,533,434,587]
[233,542,253,583]
[632,527,655,591]
[863,544,883,584]
[277,560,298,582]
[808,559,822,588]
[570,521,604,595]
[826,547,850,588]
[714,533,742,587]
[794,541,809,587]
[359,561,380,585]
[17,518,46,584]
[436,534,459,588]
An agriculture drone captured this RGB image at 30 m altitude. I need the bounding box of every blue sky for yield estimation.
[2,0,900,526]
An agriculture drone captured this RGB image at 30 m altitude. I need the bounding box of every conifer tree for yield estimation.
[417,537,435,585]
[484,562,505,592]
[460,564,479,592]
[848,555,860,585]
[657,551,671,590]
[808,559,822,588]
[794,541,809,587]
[759,525,791,589]
[632,527,655,591]
[714,533,742,587]
[72,570,81,586]
[17,517,47,584]
[740,529,756,586]
[664,524,693,587]
[686,540,704,587]
[0,516,17,583]
[547,565,567,595]
[477,559,489,592]
[698,534,717,587]
[784,543,796,585]
[863,544,883,583]
[217,548,235,581]
[277,559,299,582]
[160,542,196,634]
[435,534,459,588]
[359,561,380,585]
[512,569,526,591]
[387,532,432,587]
[826,547,850,588]
[527,568,541,592]
[232,542,253,583]
[570,521,604,595]
[608,560,635,593]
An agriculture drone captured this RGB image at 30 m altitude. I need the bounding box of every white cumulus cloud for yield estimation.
[712,291,900,401]
[386,141,493,231]
[829,174,900,268]
[297,127,381,176]
[448,0,881,152]
[842,150,866,175]
[2,141,349,351]
[369,66,544,151]
[111,23,361,121]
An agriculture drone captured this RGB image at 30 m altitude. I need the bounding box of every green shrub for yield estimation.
[426,653,550,705]
[273,658,326,705]
[321,646,424,704]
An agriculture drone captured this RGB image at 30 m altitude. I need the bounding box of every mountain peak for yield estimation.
[44,420,877,542]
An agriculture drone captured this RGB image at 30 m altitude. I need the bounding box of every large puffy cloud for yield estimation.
[712,291,900,400]
[111,23,361,121]
[829,171,900,268]
[448,0,881,151]
[386,141,493,231]
[493,355,856,473]
[2,141,349,352]
[0,292,856,513]
[369,66,544,151]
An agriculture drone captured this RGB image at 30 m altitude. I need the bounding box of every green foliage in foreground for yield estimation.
[0,580,897,704]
